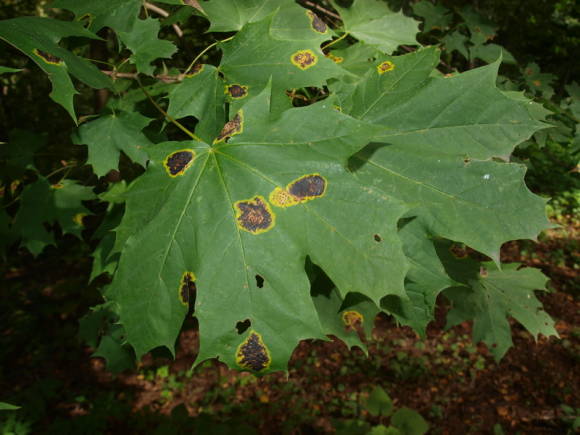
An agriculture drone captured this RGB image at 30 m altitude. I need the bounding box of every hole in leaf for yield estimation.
[236,319,251,335]
[255,274,264,288]
[374,234,382,242]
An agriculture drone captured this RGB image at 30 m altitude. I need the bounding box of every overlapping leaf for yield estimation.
[333,0,419,54]
[51,0,142,33]
[445,263,557,360]
[118,18,177,76]
[0,17,111,121]
[167,64,225,143]
[108,84,409,371]
[12,178,94,255]
[73,111,152,177]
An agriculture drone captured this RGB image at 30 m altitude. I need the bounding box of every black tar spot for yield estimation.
[374,234,382,242]
[307,11,327,33]
[236,197,273,233]
[288,175,326,199]
[180,273,196,305]
[166,150,194,176]
[227,84,248,98]
[35,49,62,64]
[238,332,270,371]
[216,112,243,142]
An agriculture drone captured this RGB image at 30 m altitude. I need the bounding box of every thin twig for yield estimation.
[144,1,184,38]
[299,0,341,20]
[102,70,182,82]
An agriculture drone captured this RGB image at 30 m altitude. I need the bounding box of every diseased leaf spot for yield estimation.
[291,49,318,70]
[225,84,249,99]
[236,319,251,334]
[236,330,271,372]
[50,183,64,189]
[234,196,275,235]
[269,187,299,208]
[179,271,196,306]
[163,149,196,177]
[342,310,364,331]
[255,274,264,288]
[325,52,344,64]
[288,174,326,200]
[377,60,395,75]
[269,174,327,208]
[185,63,204,77]
[374,234,382,242]
[215,111,244,143]
[33,48,63,65]
[306,10,327,34]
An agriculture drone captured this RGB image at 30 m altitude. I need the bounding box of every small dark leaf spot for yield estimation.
[33,48,63,65]
[163,149,196,177]
[179,271,196,306]
[463,157,471,164]
[307,10,327,34]
[291,49,318,70]
[377,60,395,75]
[234,196,275,234]
[288,174,326,200]
[236,319,251,334]
[185,63,204,77]
[374,234,382,242]
[215,111,244,143]
[236,331,271,372]
[255,274,264,288]
[225,84,248,99]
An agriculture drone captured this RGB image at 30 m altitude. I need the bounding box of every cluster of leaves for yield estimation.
[0,0,558,374]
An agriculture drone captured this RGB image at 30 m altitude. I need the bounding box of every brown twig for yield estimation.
[299,0,341,20]
[101,70,183,82]
[144,1,183,37]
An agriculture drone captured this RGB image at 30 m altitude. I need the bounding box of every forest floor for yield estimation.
[0,216,578,434]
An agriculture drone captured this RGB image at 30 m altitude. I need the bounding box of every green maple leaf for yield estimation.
[442,31,470,59]
[118,18,177,76]
[12,178,95,255]
[108,84,409,372]
[167,64,225,143]
[73,111,152,177]
[0,17,112,122]
[412,1,452,31]
[51,0,142,33]
[201,0,282,32]
[333,0,419,54]
[342,47,550,261]
[445,263,557,360]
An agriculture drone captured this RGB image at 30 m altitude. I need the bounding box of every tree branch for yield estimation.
[144,1,183,38]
